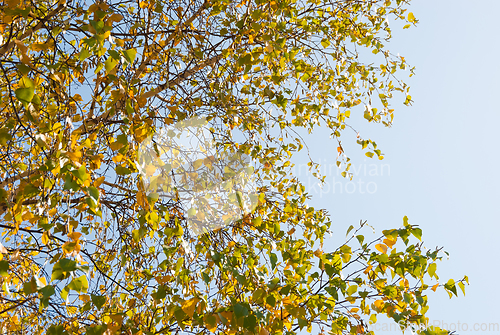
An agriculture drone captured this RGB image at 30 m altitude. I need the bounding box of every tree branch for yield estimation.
[0,3,66,58]
[132,0,209,79]
[140,52,225,100]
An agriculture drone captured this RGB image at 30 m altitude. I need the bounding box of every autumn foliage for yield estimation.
[0,0,466,334]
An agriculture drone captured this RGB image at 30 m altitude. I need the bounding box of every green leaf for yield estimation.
[51,258,77,281]
[270,252,278,269]
[92,294,107,309]
[346,285,357,296]
[243,313,257,331]
[60,285,70,301]
[444,279,457,296]
[63,174,79,191]
[266,295,276,307]
[72,165,89,182]
[39,285,55,310]
[345,225,354,237]
[19,76,35,89]
[339,245,351,263]
[238,54,252,66]
[122,48,137,64]
[15,87,34,103]
[104,57,118,73]
[115,165,131,175]
[90,20,104,33]
[23,278,37,294]
[108,49,120,60]
[68,275,89,292]
[0,128,12,146]
[39,285,55,298]
[47,325,68,335]
[79,49,90,61]
[17,63,31,75]
[233,303,249,318]
[23,184,40,198]
[86,325,107,335]
[411,227,422,240]
[428,263,437,278]
[87,186,100,203]
[0,260,8,277]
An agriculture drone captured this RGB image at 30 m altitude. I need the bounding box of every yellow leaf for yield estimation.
[68,232,82,241]
[383,238,396,248]
[22,210,34,221]
[110,314,123,324]
[107,323,121,333]
[66,305,78,315]
[115,38,125,47]
[408,12,415,23]
[20,53,32,65]
[181,298,199,318]
[218,311,232,324]
[67,151,82,164]
[155,275,171,284]
[109,13,123,22]
[38,276,47,286]
[192,158,203,170]
[375,243,387,254]
[112,153,124,163]
[136,95,147,108]
[62,240,81,254]
[79,294,90,303]
[42,232,49,245]
[1,16,12,25]
[94,176,105,187]
[373,300,384,311]
[137,190,149,210]
[204,155,215,168]
[145,164,157,177]
[134,126,147,142]
[109,140,123,151]
[32,43,48,52]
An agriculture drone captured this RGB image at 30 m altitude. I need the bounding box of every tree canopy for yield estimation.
[0,0,467,334]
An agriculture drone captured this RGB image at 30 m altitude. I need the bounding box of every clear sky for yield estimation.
[294,1,500,333]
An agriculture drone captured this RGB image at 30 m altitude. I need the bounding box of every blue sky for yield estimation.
[294,1,500,333]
